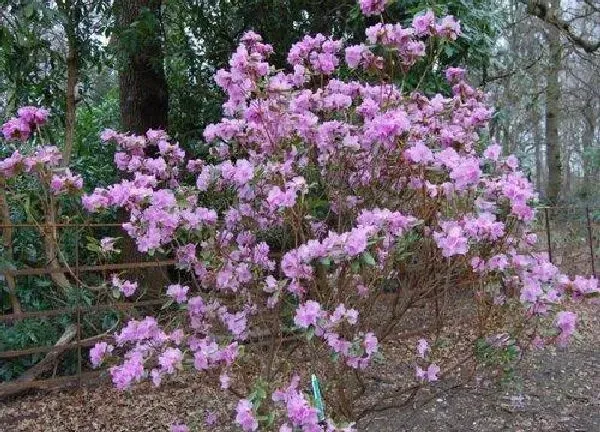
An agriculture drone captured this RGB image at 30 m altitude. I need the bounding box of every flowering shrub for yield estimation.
[2,2,598,431]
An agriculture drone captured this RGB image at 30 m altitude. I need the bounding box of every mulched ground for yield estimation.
[1,303,598,432]
[362,302,600,432]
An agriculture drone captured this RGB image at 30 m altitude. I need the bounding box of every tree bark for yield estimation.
[544,0,563,205]
[116,0,169,133]
[57,0,78,166]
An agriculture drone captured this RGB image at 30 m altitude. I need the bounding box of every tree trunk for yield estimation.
[57,0,78,166]
[544,0,563,205]
[533,104,543,193]
[115,0,170,295]
[582,105,596,197]
[116,0,169,133]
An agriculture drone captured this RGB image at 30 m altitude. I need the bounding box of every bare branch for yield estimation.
[521,0,600,53]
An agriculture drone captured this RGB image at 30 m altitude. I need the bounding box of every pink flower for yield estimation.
[235,399,258,431]
[412,10,435,36]
[344,227,369,257]
[167,284,190,304]
[205,411,218,426]
[345,44,366,69]
[294,301,323,328]
[416,338,429,358]
[445,67,466,83]
[359,0,387,16]
[2,117,31,141]
[555,311,577,346]
[50,170,83,195]
[220,373,231,389]
[111,275,138,298]
[89,341,113,367]
[483,143,502,161]
[159,347,183,374]
[436,15,461,40]
[405,141,433,164]
[364,332,378,355]
[170,424,189,432]
[426,364,440,381]
[433,222,469,257]
[17,106,49,125]
[416,363,440,382]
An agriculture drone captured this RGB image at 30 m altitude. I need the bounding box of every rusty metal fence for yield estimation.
[1,207,599,397]
[0,222,175,397]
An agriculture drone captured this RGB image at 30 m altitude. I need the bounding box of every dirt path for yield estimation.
[2,304,598,432]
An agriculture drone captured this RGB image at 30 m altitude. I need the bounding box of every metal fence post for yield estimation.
[75,232,82,390]
[585,206,596,278]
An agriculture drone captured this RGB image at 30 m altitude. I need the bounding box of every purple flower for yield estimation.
[345,44,366,69]
[555,311,577,345]
[167,284,190,304]
[483,143,502,161]
[364,332,378,355]
[205,411,218,426]
[159,347,183,374]
[170,424,189,432]
[412,10,435,36]
[2,117,31,141]
[235,399,258,431]
[89,341,113,368]
[445,67,466,83]
[359,0,387,16]
[344,227,369,257]
[416,338,429,358]
[111,274,138,298]
[416,363,440,382]
[405,141,433,164]
[17,106,49,125]
[294,301,322,328]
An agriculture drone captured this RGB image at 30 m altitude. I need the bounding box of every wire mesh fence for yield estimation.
[0,207,599,396]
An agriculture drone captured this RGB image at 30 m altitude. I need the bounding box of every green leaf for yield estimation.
[362,251,377,266]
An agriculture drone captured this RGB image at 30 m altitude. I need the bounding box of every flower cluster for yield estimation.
[1,106,49,141]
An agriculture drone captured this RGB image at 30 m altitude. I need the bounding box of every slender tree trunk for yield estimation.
[57,0,78,166]
[582,106,596,197]
[533,105,543,193]
[544,0,563,205]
